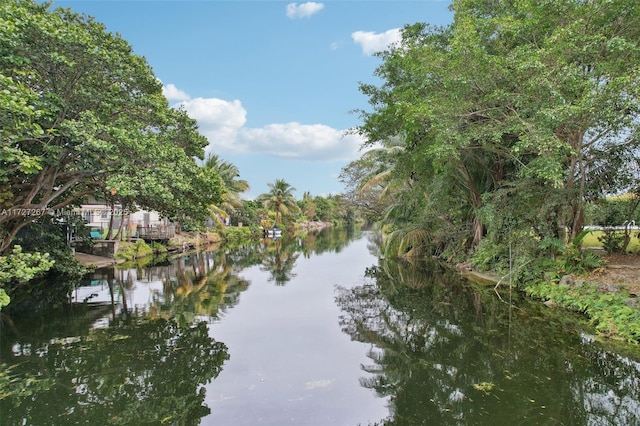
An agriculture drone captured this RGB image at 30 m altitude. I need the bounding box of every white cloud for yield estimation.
[167,84,364,162]
[238,122,364,161]
[162,83,191,101]
[177,97,247,152]
[286,2,324,19]
[352,28,402,56]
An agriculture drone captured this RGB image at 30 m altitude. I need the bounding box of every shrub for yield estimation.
[116,239,153,260]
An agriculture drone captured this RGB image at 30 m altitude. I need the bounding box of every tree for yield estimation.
[354,0,640,262]
[0,0,222,252]
[299,191,317,221]
[356,23,495,256]
[339,154,392,222]
[0,246,54,311]
[257,179,300,228]
[202,153,249,227]
[450,0,640,239]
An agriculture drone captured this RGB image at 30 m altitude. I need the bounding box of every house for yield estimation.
[75,204,174,241]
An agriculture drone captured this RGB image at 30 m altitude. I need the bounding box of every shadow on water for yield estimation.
[337,250,640,425]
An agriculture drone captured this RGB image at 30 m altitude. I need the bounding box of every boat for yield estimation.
[263,227,282,239]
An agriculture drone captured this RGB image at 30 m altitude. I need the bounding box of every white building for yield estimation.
[75,204,170,239]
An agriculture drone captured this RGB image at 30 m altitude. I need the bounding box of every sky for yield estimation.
[51,0,454,199]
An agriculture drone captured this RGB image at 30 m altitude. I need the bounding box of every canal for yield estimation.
[1,228,640,425]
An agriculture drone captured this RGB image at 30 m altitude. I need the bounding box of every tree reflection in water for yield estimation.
[336,254,640,425]
[1,315,228,425]
[150,249,251,324]
[259,226,359,286]
[0,245,247,425]
[0,227,368,424]
[260,237,300,285]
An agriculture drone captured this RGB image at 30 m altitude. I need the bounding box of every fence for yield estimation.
[136,224,176,241]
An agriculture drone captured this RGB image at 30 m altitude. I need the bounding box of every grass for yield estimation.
[581,230,640,253]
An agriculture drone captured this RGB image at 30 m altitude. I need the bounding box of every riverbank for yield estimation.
[74,252,124,268]
[165,231,223,253]
[72,231,224,266]
[295,220,333,231]
[459,252,640,343]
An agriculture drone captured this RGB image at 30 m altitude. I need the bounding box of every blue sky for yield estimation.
[51,0,453,199]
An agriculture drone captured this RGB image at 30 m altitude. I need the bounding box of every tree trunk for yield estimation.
[106,200,115,240]
[565,131,586,240]
[113,212,126,241]
[471,216,485,248]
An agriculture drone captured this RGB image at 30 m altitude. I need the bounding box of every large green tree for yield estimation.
[0,0,222,253]
[354,0,640,261]
[450,0,640,239]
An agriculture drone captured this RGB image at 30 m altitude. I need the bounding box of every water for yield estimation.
[1,228,640,425]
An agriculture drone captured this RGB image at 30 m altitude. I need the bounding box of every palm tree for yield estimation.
[301,191,317,221]
[258,179,300,228]
[357,135,407,197]
[203,154,249,226]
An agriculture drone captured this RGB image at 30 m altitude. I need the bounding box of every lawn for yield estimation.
[581,230,640,253]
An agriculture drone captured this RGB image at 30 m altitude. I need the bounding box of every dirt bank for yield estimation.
[586,252,640,298]
[74,252,123,268]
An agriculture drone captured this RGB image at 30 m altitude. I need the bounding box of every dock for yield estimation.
[74,252,123,268]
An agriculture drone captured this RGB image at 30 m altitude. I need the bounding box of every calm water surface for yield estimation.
[1,228,640,425]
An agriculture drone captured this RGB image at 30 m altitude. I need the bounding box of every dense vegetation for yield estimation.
[3,0,639,343]
[339,0,640,341]
[0,0,224,310]
[342,0,640,270]
[0,1,353,313]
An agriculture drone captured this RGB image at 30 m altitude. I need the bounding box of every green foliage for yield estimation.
[555,244,605,275]
[571,229,591,248]
[0,245,54,310]
[351,0,640,272]
[0,245,54,286]
[538,237,565,256]
[221,226,255,245]
[469,238,508,272]
[582,230,640,252]
[587,195,640,253]
[116,239,153,261]
[0,289,9,310]
[5,216,86,312]
[203,154,249,227]
[598,230,627,254]
[586,196,640,227]
[525,281,640,343]
[383,226,434,259]
[229,199,263,227]
[150,242,167,255]
[525,236,606,284]
[0,0,222,253]
[257,179,300,228]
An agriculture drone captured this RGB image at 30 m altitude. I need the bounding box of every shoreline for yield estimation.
[74,252,124,268]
